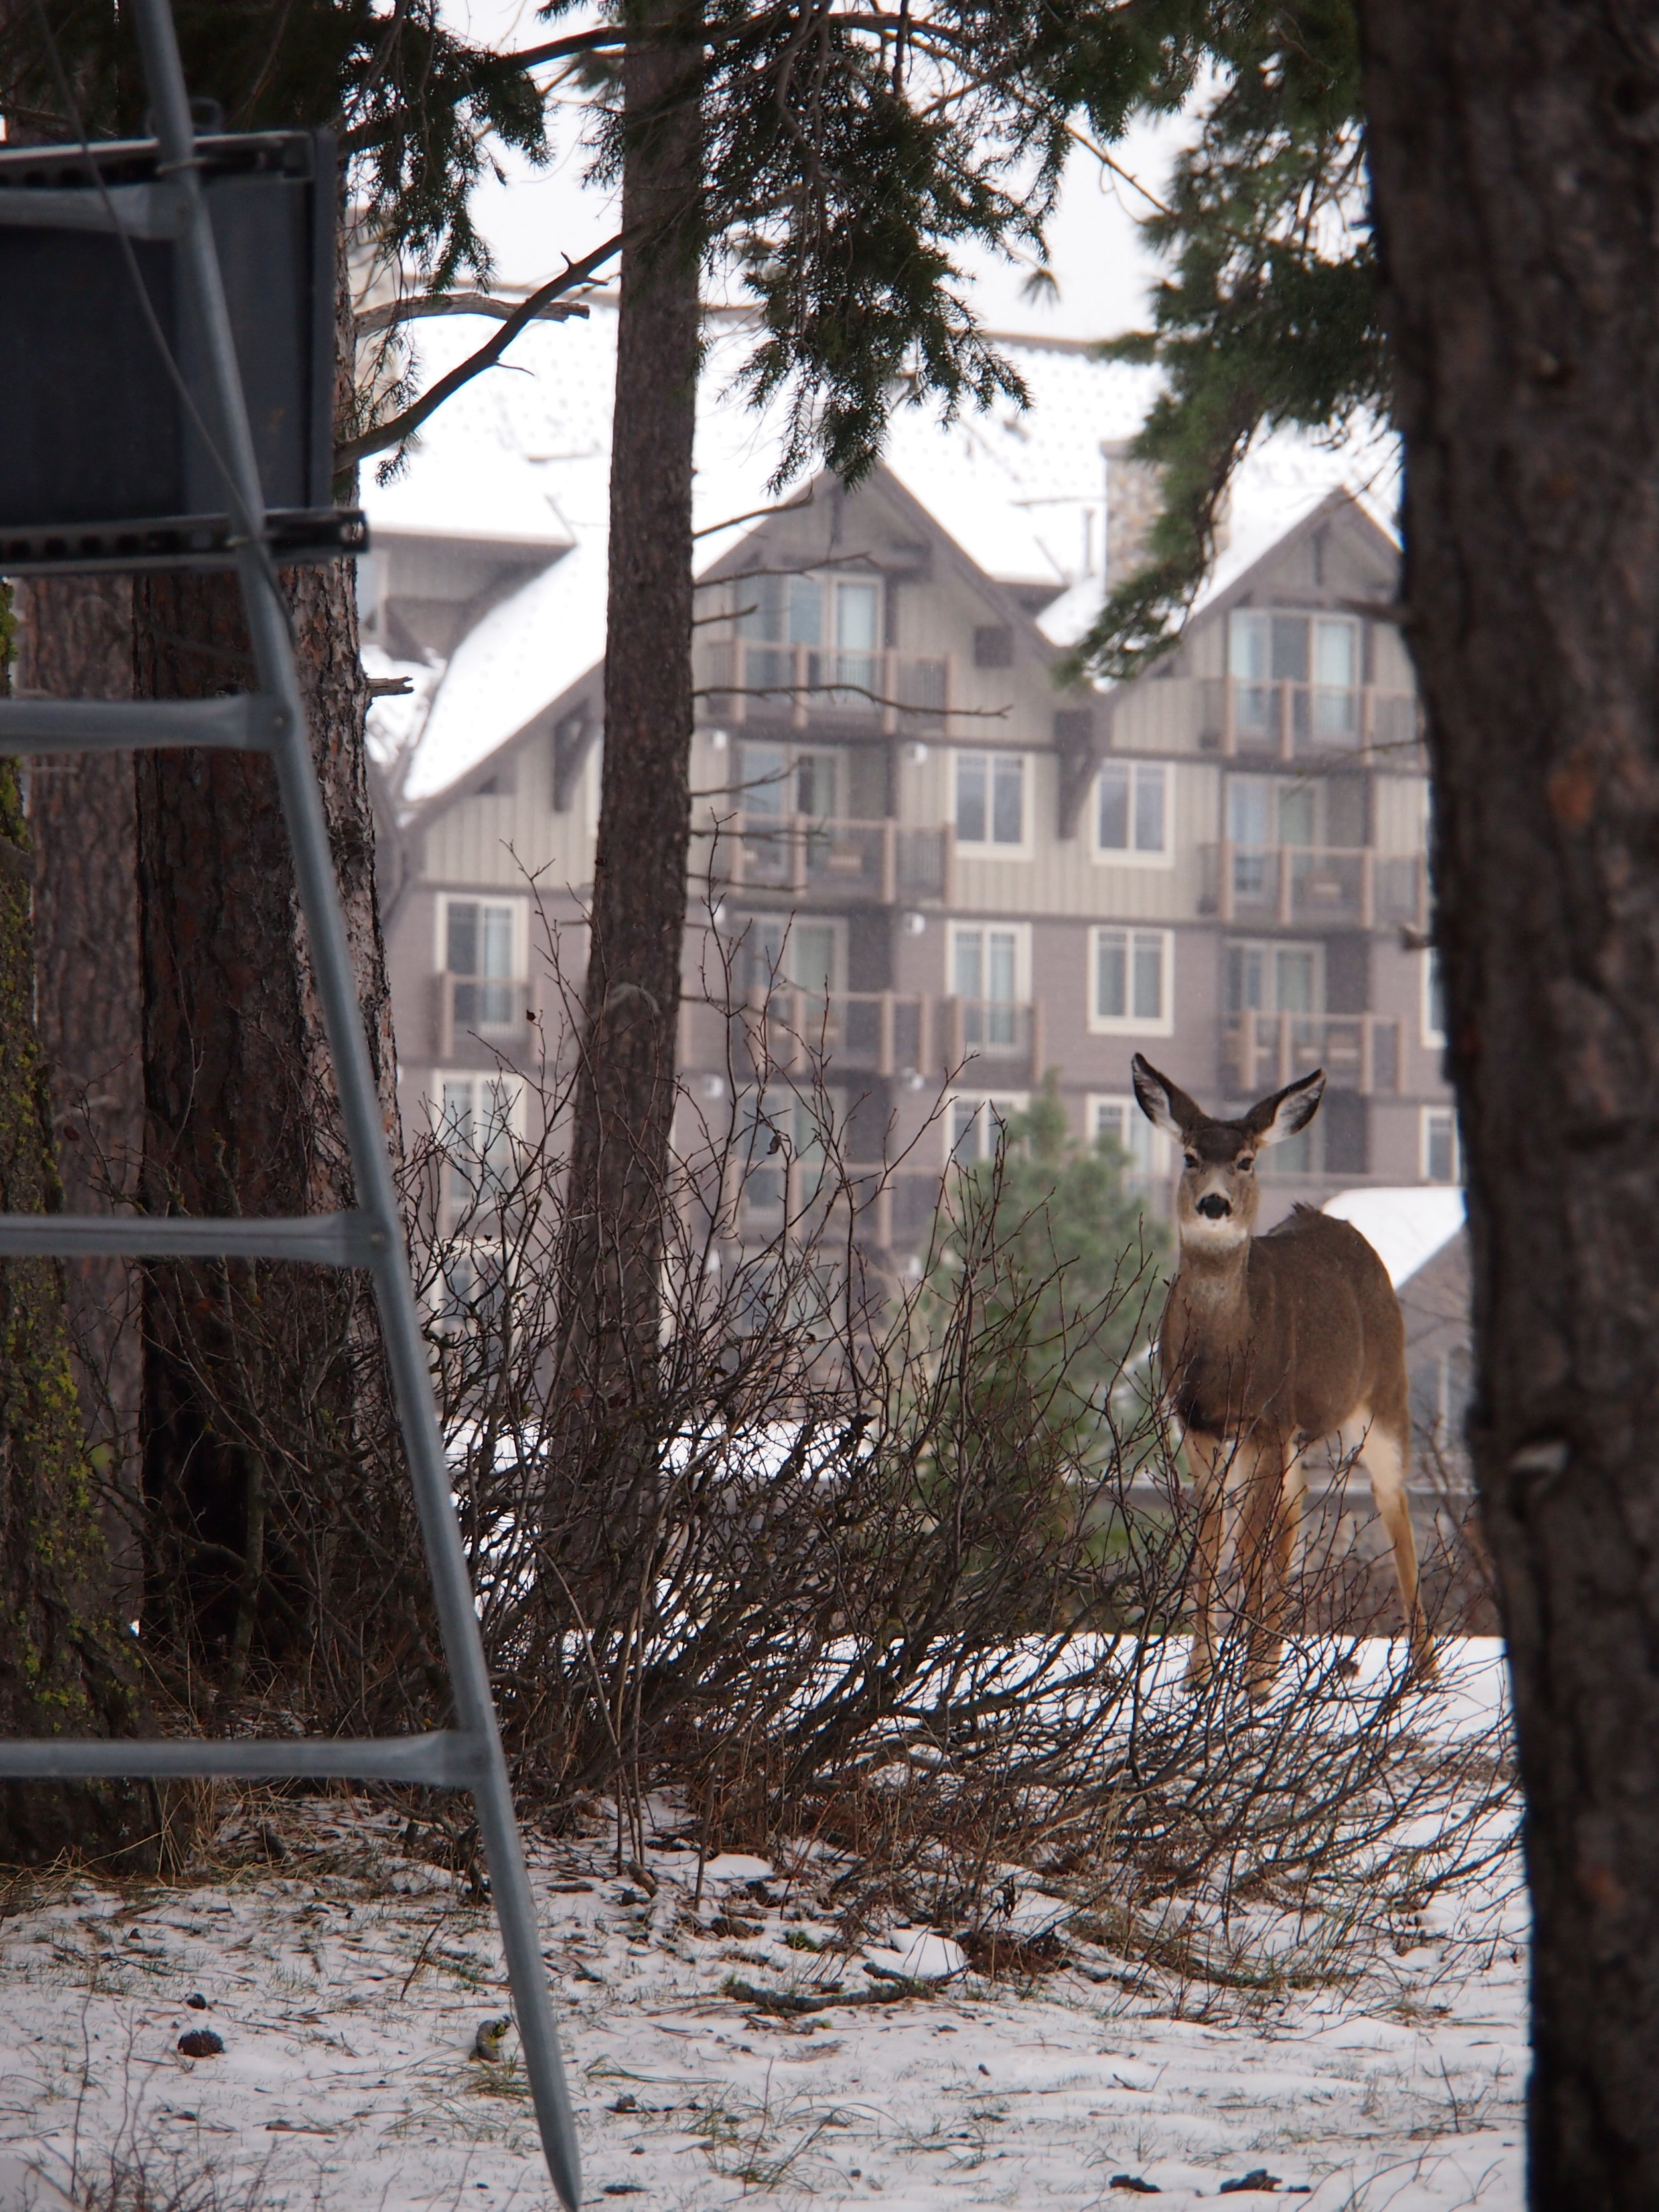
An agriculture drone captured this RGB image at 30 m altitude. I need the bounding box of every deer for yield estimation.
[1131,1053,1434,1696]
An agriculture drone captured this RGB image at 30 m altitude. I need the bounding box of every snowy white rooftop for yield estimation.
[366,304,1398,806]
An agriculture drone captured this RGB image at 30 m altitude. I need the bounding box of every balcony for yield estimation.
[1224,1010,1404,1098]
[701,638,952,732]
[1200,844,1427,930]
[435,972,533,1060]
[693,990,1042,1083]
[1196,678,1420,761]
[719,814,953,905]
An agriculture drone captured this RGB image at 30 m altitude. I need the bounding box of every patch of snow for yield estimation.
[403,544,608,806]
[0,1640,1521,2212]
[1324,1187,1467,1289]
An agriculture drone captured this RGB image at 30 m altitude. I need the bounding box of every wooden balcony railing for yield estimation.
[684,990,1041,1082]
[435,972,532,1059]
[701,638,952,732]
[719,814,954,904]
[1197,678,1421,761]
[1224,1010,1404,1098]
[1200,844,1427,930]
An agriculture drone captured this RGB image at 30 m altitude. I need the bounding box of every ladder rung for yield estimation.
[0,1731,486,1787]
[0,1211,384,1266]
[0,695,281,753]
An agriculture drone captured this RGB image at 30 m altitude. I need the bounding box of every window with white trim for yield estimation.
[954,750,1027,850]
[1225,938,1323,1015]
[739,571,883,700]
[1228,609,1360,741]
[945,1092,1028,1166]
[948,922,1029,1052]
[431,1071,526,1233]
[1421,1106,1462,1185]
[732,912,844,999]
[1422,949,1447,1049]
[1089,1094,1173,1180]
[1090,927,1173,1035]
[1094,759,1171,862]
[437,895,528,1035]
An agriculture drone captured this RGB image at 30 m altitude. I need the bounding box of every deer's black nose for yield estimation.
[1196,1193,1232,1221]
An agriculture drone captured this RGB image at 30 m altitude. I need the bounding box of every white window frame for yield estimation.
[1088,1094,1173,1180]
[1421,1106,1462,1185]
[429,1070,528,1232]
[943,1091,1029,1167]
[946,921,1031,1000]
[1093,758,1174,865]
[953,749,1031,855]
[1421,948,1446,1049]
[1090,926,1175,1036]
[730,911,847,996]
[1224,937,1325,1017]
[435,892,530,983]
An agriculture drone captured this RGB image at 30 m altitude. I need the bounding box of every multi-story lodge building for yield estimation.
[362,311,1455,1274]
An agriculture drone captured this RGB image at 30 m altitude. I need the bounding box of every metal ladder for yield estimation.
[0,5,582,2204]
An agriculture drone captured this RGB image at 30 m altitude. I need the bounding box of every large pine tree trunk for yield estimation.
[17,578,143,1614]
[0,743,157,1866]
[131,555,430,1728]
[1359,5,1659,2199]
[559,0,702,1507]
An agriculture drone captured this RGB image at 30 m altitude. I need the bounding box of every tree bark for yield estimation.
[130,552,431,1728]
[559,0,702,1475]
[1359,5,1659,2201]
[17,578,143,1613]
[0,743,159,1867]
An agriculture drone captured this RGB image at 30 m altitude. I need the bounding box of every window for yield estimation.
[439,896,525,1033]
[432,1072,525,1232]
[1226,939,1321,1015]
[734,913,843,999]
[950,923,1027,1050]
[738,570,882,700]
[433,1240,510,1340]
[1089,1094,1173,1180]
[1422,1107,1462,1185]
[1422,949,1447,1048]
[955,751,1027,849]
[1095,759,1170,861]
[739,1086,846,1211]
[737,741,839,822]
[1228,610,1360,744]
[1092,927,1173,1034]
[945,1092,1027,1165]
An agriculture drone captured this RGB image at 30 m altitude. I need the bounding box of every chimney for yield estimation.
[1101,439,1231,585]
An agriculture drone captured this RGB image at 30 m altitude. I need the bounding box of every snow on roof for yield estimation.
[1190,424,1401,619]
[1323,1186,1466,1290]
[364,305,1400,800]
[403,539,609,805]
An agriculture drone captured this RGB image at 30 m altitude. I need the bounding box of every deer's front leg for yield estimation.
[1183,1430,1231,1688]
[1238,1433,1301,1700]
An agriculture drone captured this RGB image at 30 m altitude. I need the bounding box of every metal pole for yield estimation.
[121,7,582,2200]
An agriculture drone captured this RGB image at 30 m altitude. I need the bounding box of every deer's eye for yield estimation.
[1238,1155,1256,1173]
[1183,1151,1198,1167]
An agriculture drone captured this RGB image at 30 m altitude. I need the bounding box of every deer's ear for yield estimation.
[1131,1054,1203,1140]
[1246,1067,1327,1147]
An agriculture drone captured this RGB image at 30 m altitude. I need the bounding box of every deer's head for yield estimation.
[1131,1055,1327,1253]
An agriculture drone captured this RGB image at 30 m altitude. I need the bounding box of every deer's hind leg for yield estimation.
[1183,1430,1232,1688]
[1356,1411,1435,1679]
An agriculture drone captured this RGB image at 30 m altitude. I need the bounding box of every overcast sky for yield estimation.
[441,0,1181,340]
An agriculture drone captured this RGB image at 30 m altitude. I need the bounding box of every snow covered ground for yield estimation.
[0,1647,1524,2212]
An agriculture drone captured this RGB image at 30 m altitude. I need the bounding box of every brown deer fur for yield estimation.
[1132,1055,1434,1692]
